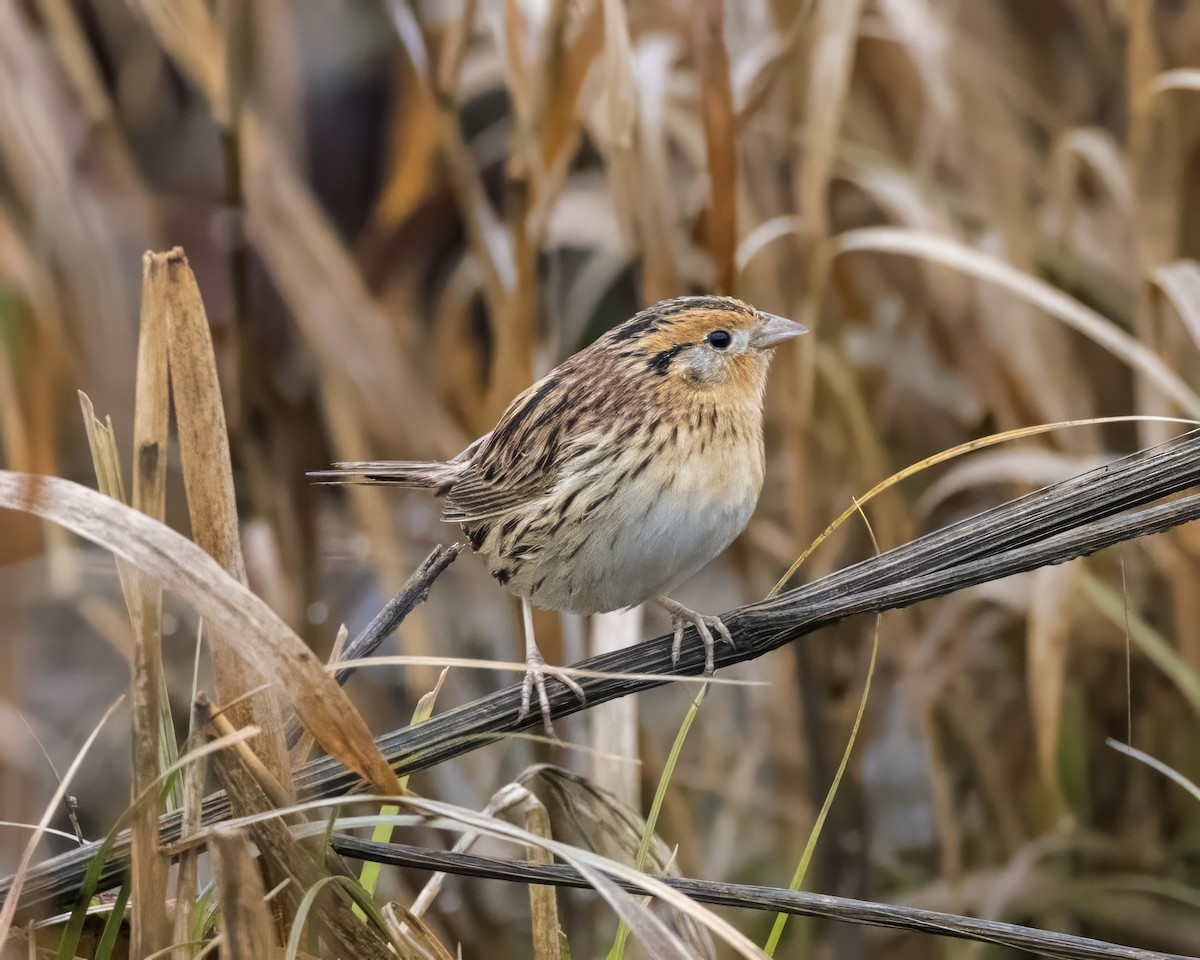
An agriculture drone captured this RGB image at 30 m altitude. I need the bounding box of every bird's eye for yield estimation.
[707,330,732,349]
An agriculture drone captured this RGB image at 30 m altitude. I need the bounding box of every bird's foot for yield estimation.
[658,597,736,676]
[518,648,585,740]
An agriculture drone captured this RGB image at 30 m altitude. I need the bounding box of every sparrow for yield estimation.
[313,296,806,735]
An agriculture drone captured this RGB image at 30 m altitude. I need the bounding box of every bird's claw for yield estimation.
[518,649,585,740]
[665,603,736,676]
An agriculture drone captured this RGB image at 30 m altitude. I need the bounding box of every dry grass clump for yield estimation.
[1,1,1200,957]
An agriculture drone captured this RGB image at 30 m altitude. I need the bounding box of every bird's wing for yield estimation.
[442,364,591,523]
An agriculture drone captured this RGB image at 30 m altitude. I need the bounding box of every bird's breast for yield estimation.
[479,403,766,615]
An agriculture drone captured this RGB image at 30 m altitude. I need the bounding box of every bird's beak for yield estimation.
[751,313,808,349]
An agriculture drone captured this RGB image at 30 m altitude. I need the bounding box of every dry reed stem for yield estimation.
[172,697,207,960]
[79,389,173,956]
[520,790,564,960]
[1026,561,1077,823]
[128,252,173,957]
[149,248,293,793]
[589,607,642,810]
[210,827,277,960]
[695,0,737,295]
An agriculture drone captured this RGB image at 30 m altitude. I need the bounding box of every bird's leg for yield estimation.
[656,596,736,676]
[518,596,584,738]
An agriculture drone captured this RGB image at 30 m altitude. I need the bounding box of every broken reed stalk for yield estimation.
[7,430,1200,925]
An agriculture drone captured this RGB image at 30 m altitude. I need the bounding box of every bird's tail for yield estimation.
[307,459,465,491]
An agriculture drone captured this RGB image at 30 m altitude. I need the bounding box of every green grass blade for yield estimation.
[357,669,448,909]
[56,827,124,960]
[94,880,132,960]
[763,616,879,955]
[608,679,711,960]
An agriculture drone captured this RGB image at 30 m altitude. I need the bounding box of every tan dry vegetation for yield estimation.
[1,0,1199,957]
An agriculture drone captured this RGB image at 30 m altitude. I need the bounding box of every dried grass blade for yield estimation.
[78,388,173,953]
[537,0,601,177]
[1128,0,1176,271]
[1107,739,1200,804]
[834,228,1200,418]
[77,393,127,508]
[34,0,117,125]
[133,0,222,101]
[381,900,454,960]
[503,0,529,128]
[784,0,863,532]
[1153,259,1200,351]
[150,249,242,580]
[0,471,402,796]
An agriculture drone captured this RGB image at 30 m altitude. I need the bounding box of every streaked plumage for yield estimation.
[313,295,806,734]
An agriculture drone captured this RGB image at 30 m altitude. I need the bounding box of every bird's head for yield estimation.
[602,296,807,395]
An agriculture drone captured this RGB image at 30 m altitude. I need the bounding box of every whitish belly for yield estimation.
[521,476,758,615]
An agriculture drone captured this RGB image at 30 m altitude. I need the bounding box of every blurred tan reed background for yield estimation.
[1,0,1199,955]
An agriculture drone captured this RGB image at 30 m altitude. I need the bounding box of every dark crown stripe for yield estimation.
[656,295,744,316]
[609,312,666,342]
[608,295,750,343]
